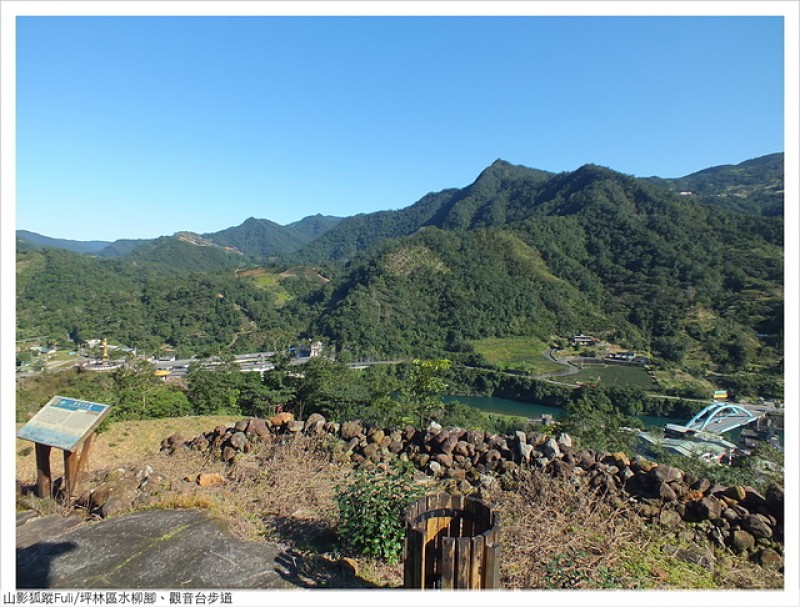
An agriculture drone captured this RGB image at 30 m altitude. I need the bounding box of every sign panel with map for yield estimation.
[17,395,112,451]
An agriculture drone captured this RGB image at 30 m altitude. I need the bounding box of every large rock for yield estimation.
[658,482,678,502]
[757,548,782,569]
[286,421,305,433]
[651,465,683,484]
[228,432,247,450]
[367,428,385,444]
[659,509,682,529]
[694,496,723,521]
[542,438,561,460]
[742,514,773,539]
[433,453,454,468]
[766,484,784,522]
[548,459,572,479]
[340,420,364,441]
[246,418,270,440]
[556,433,573,449]
[303,413,327,434]
[518,442,534,463]
[269,412,294,427]
[362,443,380,459]
[730,529,756,553]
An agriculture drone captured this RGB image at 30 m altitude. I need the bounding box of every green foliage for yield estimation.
[186,359,243,415]
[16,366,194,424]
[558,386,639,453]
[335,465,425,564]
[404,359,452,427]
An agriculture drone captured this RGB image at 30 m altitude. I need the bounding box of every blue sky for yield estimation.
[14,14,786,241]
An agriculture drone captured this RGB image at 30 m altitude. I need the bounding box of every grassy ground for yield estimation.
[568,364,658,390]
[471,337,563,376]
[16,416,783,590]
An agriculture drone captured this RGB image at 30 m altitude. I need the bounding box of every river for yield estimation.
[444,395,783,447]
[445,395,716,433]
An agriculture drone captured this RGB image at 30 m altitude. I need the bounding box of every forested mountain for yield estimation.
[16,154,784,397]
[201,215,342,260]
[297,160,554,263]
[119,233,249,273]
[17,214,343,261]
[95,238,153,257]
[644,153,784,216]
[312,165,783,372]
[16,247,310,355]
[16,230,111,254]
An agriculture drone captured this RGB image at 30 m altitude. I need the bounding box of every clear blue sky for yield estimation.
[15,15,785,241]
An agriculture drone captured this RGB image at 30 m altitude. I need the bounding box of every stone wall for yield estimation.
[161,412,783,567]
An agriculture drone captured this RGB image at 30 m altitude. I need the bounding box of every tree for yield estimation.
[404,359,452,427]
[186,357,243,415]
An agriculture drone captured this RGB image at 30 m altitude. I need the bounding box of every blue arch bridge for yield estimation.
[665,402,771,437]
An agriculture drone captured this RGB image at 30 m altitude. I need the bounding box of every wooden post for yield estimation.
[62,435,95,500]
[34,443,53,499]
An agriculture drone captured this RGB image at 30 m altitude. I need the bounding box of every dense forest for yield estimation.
[16,154,784,399]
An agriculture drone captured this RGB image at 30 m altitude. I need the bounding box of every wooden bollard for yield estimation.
[403,494,500,589]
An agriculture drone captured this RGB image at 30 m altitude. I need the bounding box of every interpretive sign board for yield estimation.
[17,395,112,499]
[17,395,111,451]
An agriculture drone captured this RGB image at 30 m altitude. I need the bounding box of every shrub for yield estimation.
[335,464,425,564]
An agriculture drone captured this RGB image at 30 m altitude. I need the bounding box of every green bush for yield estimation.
[335,465,425,563]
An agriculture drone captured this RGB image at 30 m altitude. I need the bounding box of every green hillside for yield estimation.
[15,156,784,398]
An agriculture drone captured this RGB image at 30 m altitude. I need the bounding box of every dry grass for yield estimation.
[15,415,240,485]
[482,471,648,589]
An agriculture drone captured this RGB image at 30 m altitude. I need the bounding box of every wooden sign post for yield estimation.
[17,396,112,500]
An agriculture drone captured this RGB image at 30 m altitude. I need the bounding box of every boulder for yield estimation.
[367,428,385,444]
[757,548,782,569]
[303,413,327,434]
[765,484,784,522]
[340,420,364,441]
[246,418,271,440]
[287,421,305,433]
[690,477,712,494]
[362,443,380,459]
[556,432,573,449]
[723,485,747,503]
[485,449,503,463]
[658,509,682,529]
[730,529,756,553]
[651,465,683,484]
[228,431,248,450]
[694,496,723,521]
[518,442,534,463]
[658,482,678,502]
[548,459,572,479]
[742,514,773,539]
[434,453,454,468]
[197,472,226,487]
[542,438,560,460]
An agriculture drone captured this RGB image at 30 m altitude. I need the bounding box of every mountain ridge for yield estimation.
[16,153,782,257]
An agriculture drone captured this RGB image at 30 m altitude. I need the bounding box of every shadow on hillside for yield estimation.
[17,541,77,588]
[268,515,382,588]
[275,548,381,589]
